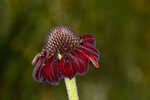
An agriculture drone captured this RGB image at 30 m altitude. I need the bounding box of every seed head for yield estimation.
[43,26,80,55]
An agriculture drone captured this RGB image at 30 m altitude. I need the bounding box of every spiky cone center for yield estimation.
[43,26,80,57]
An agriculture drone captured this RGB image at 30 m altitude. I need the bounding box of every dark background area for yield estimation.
[0,0,150,100]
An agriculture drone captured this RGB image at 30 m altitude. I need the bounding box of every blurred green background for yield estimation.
[0,0,150,100]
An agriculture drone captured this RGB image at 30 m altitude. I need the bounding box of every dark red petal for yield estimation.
[82,43,99,54]
[81,34,96,46]
[32,55,61,85]
[68,55,77,76]
[32,56,45,82]
[32,53,40,65]
[68,53,80,74]
[77,45,99,68]
[42,56,60,84]
[41,57,53,83]
[58,55,74,79]
[51,59,62,82]
[75,50,89,74]
[69,52,84,74]
[70,50,89,74]
[82,34,94,39]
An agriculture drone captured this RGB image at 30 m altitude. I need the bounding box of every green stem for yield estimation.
[64,77,79,100]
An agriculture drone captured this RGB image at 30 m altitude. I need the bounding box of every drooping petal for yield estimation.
[58,55,74,79]
[32,53,41,65]
[81,34,96,46]
[42,56,60,84]
[51,59,62,82]
[32,56,45,82]
[68,52,80,74]
[67,55,77,76]
[69,50,89,75]
[82,43,99,55]
[32,55,61,85]
[77,45,99,68]
[75,50,89,74]
[42,57,53,83]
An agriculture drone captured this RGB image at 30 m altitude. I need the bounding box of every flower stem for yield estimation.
[64,77,79,100]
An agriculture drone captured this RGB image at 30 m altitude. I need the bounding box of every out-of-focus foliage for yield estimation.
[0,0,150,100]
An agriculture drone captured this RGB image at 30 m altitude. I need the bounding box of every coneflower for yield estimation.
[32,26,100,100]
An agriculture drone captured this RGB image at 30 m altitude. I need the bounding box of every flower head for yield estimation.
[32,26,99,85]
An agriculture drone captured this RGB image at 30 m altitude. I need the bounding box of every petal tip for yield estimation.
[32,53,41,65]
[90,58,99,68]
[95,64,99,68]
